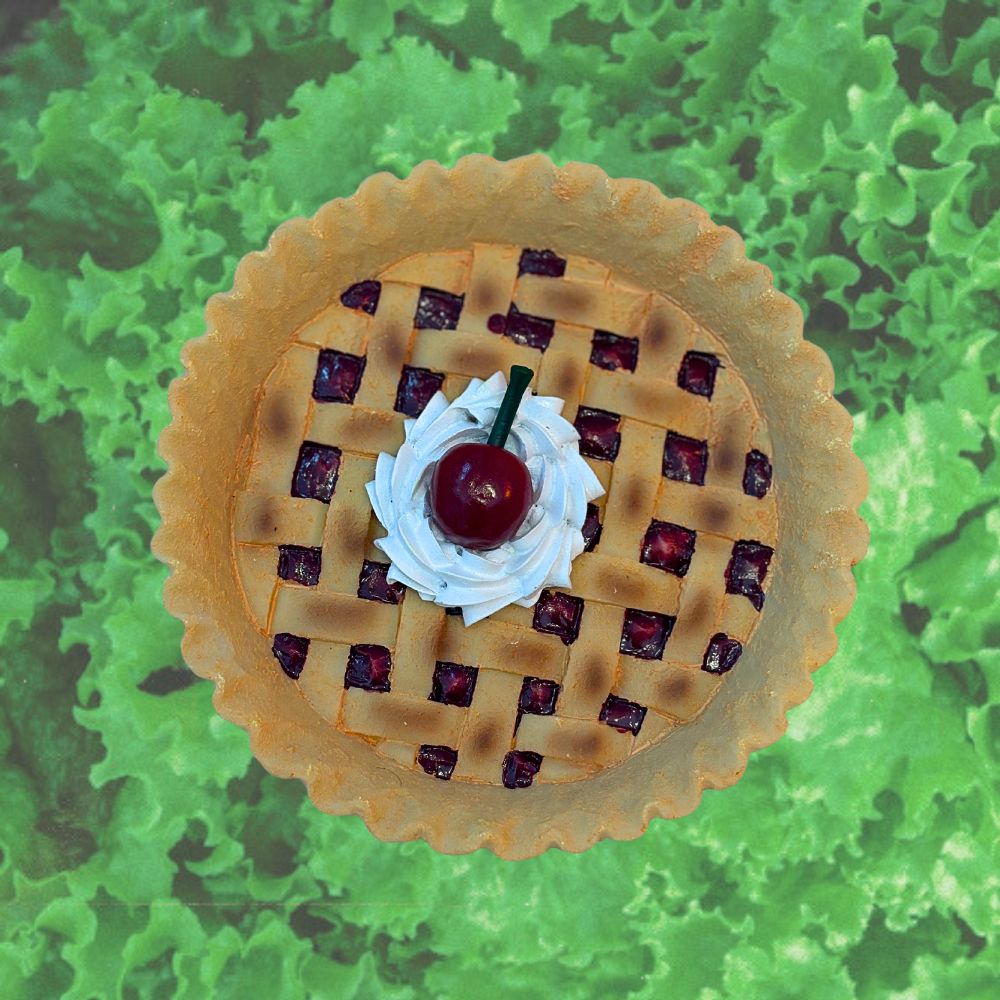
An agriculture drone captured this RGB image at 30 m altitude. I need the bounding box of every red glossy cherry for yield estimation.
[430,442,533,549]
[429,366,536,551]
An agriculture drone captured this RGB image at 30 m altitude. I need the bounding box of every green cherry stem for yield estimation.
[487,365,534,448]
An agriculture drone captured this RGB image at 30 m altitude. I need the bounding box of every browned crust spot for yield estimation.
[433,625,458,663]
[557,730,601,758]
[643,310,675,353]
[467,279,500,315]
[373,700,441,732]
[580,653,614,697]
[299,596,382,636]
[682,589,715,631]
[714,441,743,478]
[700,498,732,534]
[421,617,447,659]
[537,283,590,317]
[552,355,583,398]
[630,380,667,415]
[506,635,562,673]
[254,498,281,536]
[470,723,503,756]
[324,523,361,563]
[659,673,692,705]
[263,390,296,441]
[606,570,642,604]
[349,408,394,435]
[451,343,504,373]
[379,324,409,368]
[623,476,653,516]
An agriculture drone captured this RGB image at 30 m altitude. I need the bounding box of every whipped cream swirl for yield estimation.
[366,373,604,626]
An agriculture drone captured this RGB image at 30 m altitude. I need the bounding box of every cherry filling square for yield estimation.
[272,633,309,680]
[357,560,405,604]
[291,442,341,503]
[490,303,555,351]
[518,248,566,277]
[313,349,366,404]
[599,695,647,735]
[532,590,584,645]
[590,330,638,372]
[502,750,543,789]
[678,351,720,397]
[743,449,773,497]
[340,279,381,314]
[725,540,774,611]
[703,633,743,674]
[277,545,322,587]
[663,432,708,485]
[345,644,392,692]
[574,406,621,461]
[415,287,464,329]
[581,503,603,552]
[620,608,675,660]
[417,745,458,780]
[518,677,560,716]
[429,662,479,708]
[640,520,696,577]
[395,365,445,417]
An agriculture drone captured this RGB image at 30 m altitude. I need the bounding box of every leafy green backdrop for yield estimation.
[1,1,997,996]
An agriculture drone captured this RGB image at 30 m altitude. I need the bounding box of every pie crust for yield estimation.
[153,154,868,859]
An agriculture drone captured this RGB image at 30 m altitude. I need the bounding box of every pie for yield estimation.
[153,155,868,858]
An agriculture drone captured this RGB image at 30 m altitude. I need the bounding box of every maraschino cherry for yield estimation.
[430,366,535,550]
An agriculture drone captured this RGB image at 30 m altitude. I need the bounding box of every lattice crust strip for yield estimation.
[232,242,778,789]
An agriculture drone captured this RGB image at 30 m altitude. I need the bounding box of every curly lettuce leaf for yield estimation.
[252,35,520,214]
[1,1,998,997]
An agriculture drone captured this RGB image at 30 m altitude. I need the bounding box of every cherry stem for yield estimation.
[487,365,534,448]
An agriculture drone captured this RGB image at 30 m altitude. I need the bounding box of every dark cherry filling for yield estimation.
[640,520,697,577]
[357,560,405,604]
[487,313,508,334]
[743,449,773,498]
[277,545,322,587]
[313,349,366,404]
[345,644,392,692]
[500,303,555,351]
[532,590,584,645]
[725,540,774,611]
[395,365,445,417]
[415,287,464,329]
[518,248,566,277]
[678,351,721,398]
[518,677,560,716]
[340,280,381,315]
[291,442,341,502]
[663,432,708,485]
[599,695,647,735]
[620,608,675,660]
[272,633,309,680]
[582,502,603,552]
[429,661,479,707]
[703,633,743,674]
[574,406,621,461]
[590,330,639,372]
[417,744,458,780]
[502,750,543,789]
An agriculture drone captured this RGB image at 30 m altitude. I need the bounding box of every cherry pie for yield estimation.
[154,155,867,858]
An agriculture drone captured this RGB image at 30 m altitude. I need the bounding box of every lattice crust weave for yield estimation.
[233,243,778,789]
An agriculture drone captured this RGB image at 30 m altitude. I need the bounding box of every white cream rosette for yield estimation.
[366,372,604,626]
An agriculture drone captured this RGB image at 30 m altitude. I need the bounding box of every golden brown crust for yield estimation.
[153,154,868,859]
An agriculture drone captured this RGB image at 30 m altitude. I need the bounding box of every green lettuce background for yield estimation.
[1,1,997,996]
